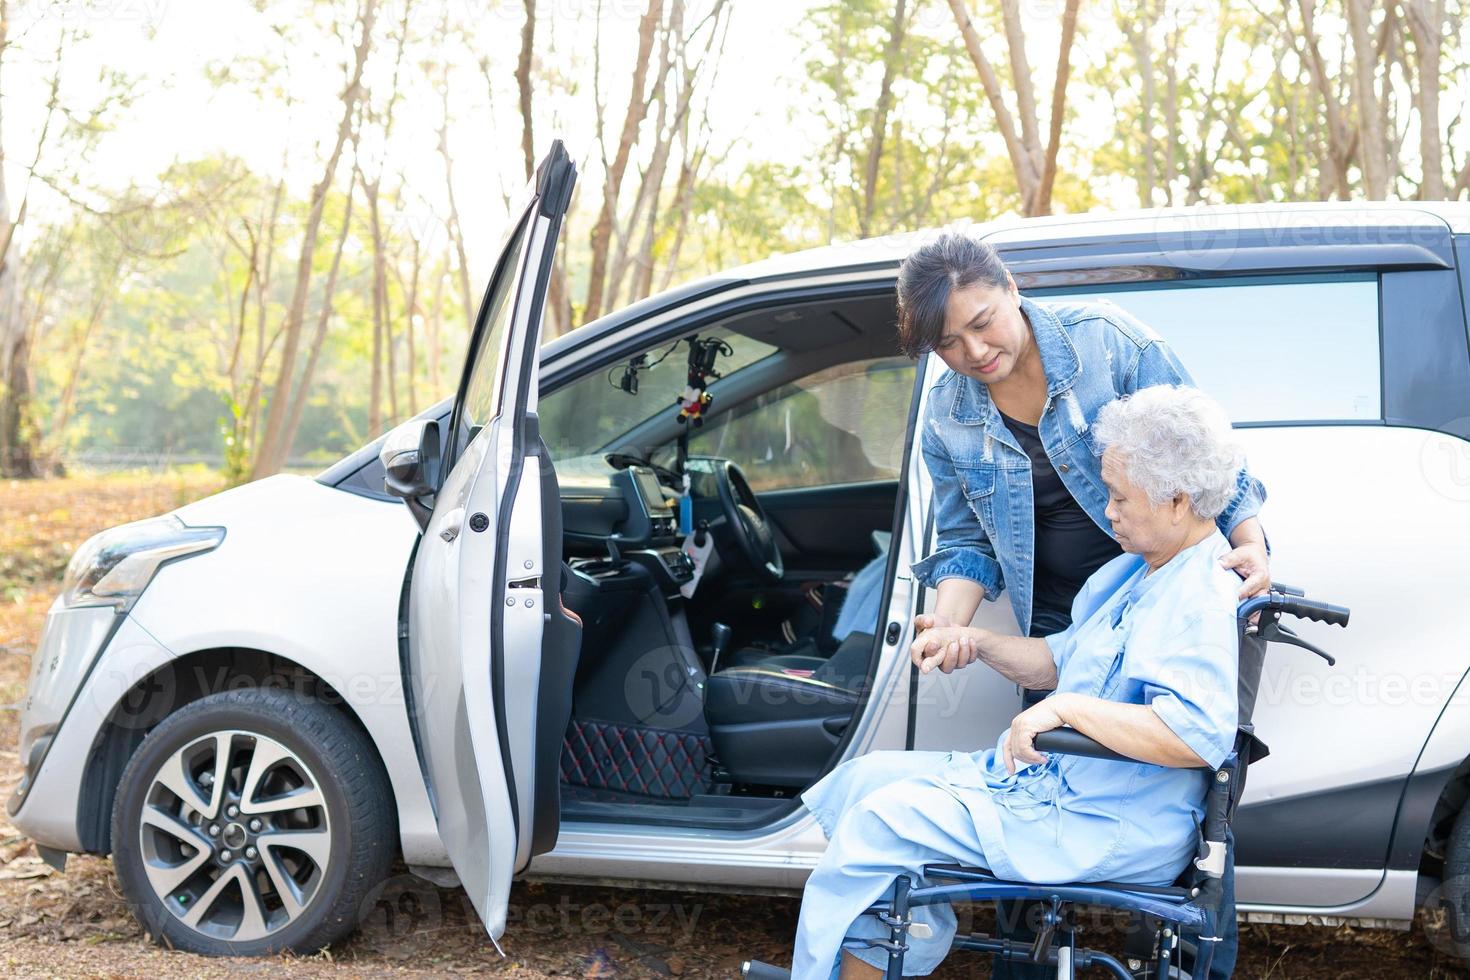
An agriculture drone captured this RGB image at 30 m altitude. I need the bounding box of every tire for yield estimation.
[110,689,396,955]
[1438,804,1470,962]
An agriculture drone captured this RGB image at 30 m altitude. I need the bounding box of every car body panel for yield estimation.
[130,475,444,862]
[11,612,176,852]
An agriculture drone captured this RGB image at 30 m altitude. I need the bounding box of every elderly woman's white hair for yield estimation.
[1092,385,1244,520]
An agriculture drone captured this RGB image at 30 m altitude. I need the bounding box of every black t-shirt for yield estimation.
[998,411,1122,636]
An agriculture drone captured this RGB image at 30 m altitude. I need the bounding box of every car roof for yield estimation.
[717,201,1470,283]
[328,200,1470,491]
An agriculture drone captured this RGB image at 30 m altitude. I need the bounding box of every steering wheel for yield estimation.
[711,459,784,584]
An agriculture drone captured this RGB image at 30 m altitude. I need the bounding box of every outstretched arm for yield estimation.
[909,625,1058,690]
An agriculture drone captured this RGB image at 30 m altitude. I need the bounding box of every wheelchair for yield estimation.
[742,585,1350,980]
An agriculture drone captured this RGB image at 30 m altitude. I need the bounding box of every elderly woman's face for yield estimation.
[1101,448,1180,555]
[934,278,1031,385]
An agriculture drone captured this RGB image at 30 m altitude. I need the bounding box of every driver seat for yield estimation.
[721,531,891,674]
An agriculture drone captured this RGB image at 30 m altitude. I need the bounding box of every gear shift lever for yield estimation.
[710,622,732,673]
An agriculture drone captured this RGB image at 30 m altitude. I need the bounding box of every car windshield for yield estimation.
[539,327,776,484]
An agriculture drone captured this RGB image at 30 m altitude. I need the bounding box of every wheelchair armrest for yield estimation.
[1033,727,1133,763]
[1035,727,1215,770]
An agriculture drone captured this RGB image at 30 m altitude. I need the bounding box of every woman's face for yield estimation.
[934,277,1032,385]
[1101,447,1190,557]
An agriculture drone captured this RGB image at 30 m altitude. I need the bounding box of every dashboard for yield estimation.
[562,464,682,554]
[562,464,697,594]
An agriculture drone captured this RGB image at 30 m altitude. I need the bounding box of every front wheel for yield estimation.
[110,689,396,955]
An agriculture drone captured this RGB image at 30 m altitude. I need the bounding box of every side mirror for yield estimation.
[380,419,440,531]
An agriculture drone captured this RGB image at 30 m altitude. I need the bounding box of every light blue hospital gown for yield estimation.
[792,533,1241,979]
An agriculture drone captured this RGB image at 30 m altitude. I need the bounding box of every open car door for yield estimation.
[402,142,579,943]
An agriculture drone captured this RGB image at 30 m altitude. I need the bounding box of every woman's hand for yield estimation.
[911,610,954,636]
[1220,539,1270,599]
[1001,693,1073,774]
[909,625,981,674]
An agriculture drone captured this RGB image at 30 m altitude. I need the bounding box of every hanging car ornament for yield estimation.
[675,335,732,427]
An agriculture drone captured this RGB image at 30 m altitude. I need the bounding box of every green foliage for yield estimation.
[11,0,1466,481]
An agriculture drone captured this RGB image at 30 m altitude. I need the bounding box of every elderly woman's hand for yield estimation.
[1001,693,1073,774]
[909,625,980,674]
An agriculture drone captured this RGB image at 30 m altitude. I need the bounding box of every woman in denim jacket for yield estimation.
[899,233,1267,980]
[900,232,1270,645]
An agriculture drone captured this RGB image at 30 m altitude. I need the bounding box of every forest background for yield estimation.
[1,0,1466,482]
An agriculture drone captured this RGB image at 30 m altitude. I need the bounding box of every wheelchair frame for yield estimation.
[742,585,1350,980]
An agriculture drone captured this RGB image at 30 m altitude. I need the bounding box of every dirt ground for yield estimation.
[2,472,1468,978]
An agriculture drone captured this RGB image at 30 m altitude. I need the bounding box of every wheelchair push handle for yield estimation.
[1238,589,1351,628]
[1281,596,1350,627]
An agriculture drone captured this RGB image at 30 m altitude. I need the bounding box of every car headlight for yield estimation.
[60,514,225,613]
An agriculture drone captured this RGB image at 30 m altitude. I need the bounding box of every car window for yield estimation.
[539,327,776,476]
[446,212,530,468]
[1035,275,1381,423]
[686,357,917,492]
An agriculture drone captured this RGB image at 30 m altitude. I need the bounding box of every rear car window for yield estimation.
[1037,275,1381,423]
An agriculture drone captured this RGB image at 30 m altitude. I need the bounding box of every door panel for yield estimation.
[404,143,577,941]
[760,480,898,572]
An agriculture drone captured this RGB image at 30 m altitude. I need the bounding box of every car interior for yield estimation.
[535,292,917,829]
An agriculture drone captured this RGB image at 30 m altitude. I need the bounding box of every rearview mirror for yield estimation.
[380,419,440,531]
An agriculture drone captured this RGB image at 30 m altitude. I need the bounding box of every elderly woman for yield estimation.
[788,385,1245,980]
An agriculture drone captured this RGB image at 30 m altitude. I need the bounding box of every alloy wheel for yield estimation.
[136,729,332,942]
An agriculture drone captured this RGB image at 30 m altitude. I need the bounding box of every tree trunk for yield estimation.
[368,178,385,437]
[1034,0,1081,217]
[280,176,356,474]
[1290,0,1356,199]
[239,175,287,468]
[428,261,445,392]
[860,0,908,238]
[0,1,46,477]
[438,92,474,331]
[947,0,1040,212]
[605,2,678,312]
[582,0,662,324]
[1162,21,1180,205]
[251,0,376,478]
[1123,0,1157,207]
[1345,0,1388,198]
[1402,0,1446,198]
[517,0,537,179]
[998,0,1042,179]
[45,263,120,464]
[402,234,421,412]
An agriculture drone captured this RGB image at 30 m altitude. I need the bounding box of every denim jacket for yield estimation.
[910,294,1268,636]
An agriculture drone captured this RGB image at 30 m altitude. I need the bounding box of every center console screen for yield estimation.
[631,467,673,516]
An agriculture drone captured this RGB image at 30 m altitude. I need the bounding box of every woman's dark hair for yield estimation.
[895,232,1010,357]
